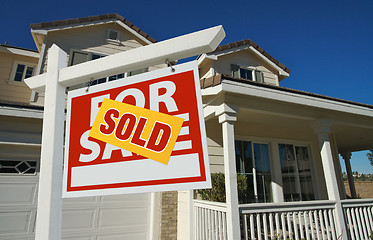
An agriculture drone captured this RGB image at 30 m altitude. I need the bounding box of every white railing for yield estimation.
[239,200,339,240]
[193,200,228,240]
[342,199,373,240]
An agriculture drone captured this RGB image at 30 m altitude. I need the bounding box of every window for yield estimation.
[0,159,37,174]
[235,140,272,203]
[231,64,264,83]
[279,144,315,201]
[10,62,35,83]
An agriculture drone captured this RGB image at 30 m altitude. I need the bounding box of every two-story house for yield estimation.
[1,13,373,240]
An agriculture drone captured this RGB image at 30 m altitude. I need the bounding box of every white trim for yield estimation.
[0,141,41,147]
[0,45,39,58]
[218,80,373,118]
[8,61,37,84]
[0,105,43,119]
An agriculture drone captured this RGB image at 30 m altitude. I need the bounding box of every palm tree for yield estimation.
[367,150,373,166]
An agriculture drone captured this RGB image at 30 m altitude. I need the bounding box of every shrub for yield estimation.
[197,172,248,203]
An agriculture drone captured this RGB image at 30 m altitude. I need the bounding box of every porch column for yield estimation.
[313,119,348,239]
[341,152,357,199]
[216,104,240,240]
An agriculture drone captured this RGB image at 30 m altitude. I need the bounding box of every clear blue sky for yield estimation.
[2,0,372,173]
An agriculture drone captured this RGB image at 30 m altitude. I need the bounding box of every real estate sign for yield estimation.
[63,61,211,198]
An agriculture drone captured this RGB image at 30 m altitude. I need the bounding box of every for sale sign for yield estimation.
[63,61,211,198]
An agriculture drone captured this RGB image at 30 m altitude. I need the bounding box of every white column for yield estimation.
[341,152,357,199]
[217,104,240,240]
[35,45,67,240]
[313,119,347,240]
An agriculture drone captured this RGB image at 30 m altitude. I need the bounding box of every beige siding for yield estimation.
[0,52,38,103]
[205,118,224,173]
[213,50,280,86]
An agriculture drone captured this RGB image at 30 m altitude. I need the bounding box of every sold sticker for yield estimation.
[89,98,184,165]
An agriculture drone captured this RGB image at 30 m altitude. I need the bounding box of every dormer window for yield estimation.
[231,64,264,83]
[106,29,120,41]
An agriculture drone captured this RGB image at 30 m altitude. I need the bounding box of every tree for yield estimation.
[367,150,373,166]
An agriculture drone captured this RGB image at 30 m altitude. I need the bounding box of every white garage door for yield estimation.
[0,171,152,240]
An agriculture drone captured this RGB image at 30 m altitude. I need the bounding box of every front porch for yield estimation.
[193,198,373,240]
[190,78,373,240]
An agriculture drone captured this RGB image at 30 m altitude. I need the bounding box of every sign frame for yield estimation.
[63,61,211,198]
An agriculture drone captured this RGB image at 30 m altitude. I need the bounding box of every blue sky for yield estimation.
[2,0,373,173]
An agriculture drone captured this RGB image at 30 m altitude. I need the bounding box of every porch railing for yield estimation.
[342,198,373,240]
[194,200,228,240]
[193,199,373,240]
[239,200,339,240]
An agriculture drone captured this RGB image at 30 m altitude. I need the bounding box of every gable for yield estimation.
[210,49,282,86]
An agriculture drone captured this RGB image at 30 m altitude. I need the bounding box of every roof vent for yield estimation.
[107,29,119,41]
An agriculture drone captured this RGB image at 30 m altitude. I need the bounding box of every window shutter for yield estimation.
[231,64,240,78]
[255,70,264,83]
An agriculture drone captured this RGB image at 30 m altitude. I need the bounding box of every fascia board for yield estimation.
[0,106,43,119]
[30,19,116,33]
[0,46,39,58]
[220,80,373,118]
[248,46,289,77]
[210,45,250,58]
[197,53,218,66]
[115,20,153,45]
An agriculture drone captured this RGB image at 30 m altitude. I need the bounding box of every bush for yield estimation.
[197,173,248,203]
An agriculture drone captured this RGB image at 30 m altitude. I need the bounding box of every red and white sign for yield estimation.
[63,61,211,197]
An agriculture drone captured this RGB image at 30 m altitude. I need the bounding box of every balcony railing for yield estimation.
[342,198,373,240]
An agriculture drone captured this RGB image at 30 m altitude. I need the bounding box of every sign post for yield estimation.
[25,26,225,239]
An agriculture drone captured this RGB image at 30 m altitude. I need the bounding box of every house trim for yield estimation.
[202,79,373,119]
[0,45,39,58]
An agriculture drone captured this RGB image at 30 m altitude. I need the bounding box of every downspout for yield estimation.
[30,41,47,102]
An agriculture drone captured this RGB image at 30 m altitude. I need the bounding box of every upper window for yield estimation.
[10,61,36,83]
[235,140,272,203]
[231,64,264,83]
[279,144,315,202]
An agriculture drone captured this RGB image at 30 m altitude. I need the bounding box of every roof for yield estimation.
[0,44,40,58]
[200,74,373,110]
[0,44,38,53]
[0,99,44,111]
[30,13,157,44]
[209,39,290,74]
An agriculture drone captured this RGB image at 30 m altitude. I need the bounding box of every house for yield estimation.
[1,13,373,240]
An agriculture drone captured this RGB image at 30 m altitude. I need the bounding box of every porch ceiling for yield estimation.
[202,80,373,153]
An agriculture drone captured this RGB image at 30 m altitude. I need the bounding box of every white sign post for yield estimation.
[25,26,225,240]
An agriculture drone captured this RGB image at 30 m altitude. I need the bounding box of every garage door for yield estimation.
[0,171,152,240]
